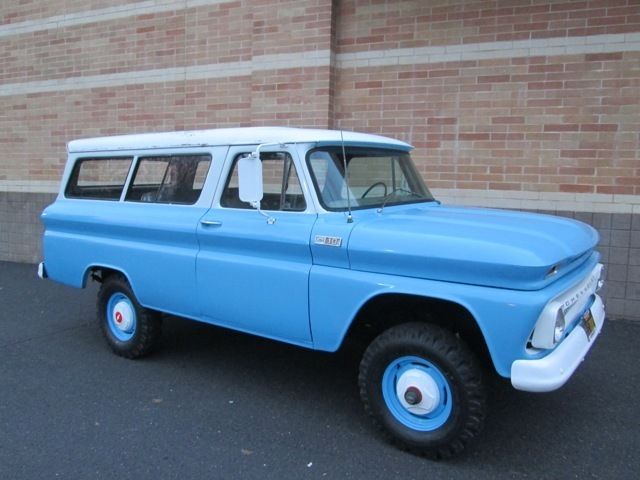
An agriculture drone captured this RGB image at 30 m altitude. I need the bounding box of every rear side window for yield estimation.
[125,154,211,205]
[65,157,133,200]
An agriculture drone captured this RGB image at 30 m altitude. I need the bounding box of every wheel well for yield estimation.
[343,293,494,372]
[85,266,123,286]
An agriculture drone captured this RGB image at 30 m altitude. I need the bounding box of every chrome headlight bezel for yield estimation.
[553,309,566,344]
[529,263,603,350]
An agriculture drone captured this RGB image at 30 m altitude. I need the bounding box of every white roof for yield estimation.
[67,127,413,153]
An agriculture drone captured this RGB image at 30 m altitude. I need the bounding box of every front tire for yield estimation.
[97,274,162,359]
[359,323,486,459]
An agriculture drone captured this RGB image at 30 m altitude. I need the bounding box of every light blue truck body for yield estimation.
[40,127,605,388]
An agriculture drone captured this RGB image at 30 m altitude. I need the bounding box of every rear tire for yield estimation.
[97,274,162,359]
[359,322,486,459]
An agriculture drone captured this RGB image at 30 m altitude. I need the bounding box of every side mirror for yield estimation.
[238,153,263,207]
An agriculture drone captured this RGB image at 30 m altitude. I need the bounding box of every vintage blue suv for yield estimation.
[40,127,605,458]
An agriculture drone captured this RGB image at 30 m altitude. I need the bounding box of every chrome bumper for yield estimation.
[511,294,605,392]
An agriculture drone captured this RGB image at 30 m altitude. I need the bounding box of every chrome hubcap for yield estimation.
[395,368,440,415]
[112,300,134,332]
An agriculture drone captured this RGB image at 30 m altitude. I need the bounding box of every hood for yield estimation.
[348,205,599,290]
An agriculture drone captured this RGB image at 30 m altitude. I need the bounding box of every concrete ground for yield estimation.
[0,261,638,479]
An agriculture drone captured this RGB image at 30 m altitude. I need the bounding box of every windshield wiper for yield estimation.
[376,188,424,214]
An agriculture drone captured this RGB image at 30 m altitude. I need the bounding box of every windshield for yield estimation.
[306,147,434,211]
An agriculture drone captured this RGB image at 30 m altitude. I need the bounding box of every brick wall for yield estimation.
[1,0,639,319]
[334,52,640,195]
[336,0,640,49]
[333,0,640,196]
[0,191,55,263]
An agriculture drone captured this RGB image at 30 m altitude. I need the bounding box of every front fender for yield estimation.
[308,258,598,377]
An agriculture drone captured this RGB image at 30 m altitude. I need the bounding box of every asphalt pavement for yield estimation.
[0,260,638,479]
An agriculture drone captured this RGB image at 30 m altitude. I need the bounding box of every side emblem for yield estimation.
[314,235,343,247]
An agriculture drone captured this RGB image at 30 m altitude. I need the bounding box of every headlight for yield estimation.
[554,310,566,343]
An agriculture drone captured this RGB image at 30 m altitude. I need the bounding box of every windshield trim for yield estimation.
[305,146,435,213]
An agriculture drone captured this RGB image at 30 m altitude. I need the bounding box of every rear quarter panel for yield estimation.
[41,146,226,318]
[42,199,207,318]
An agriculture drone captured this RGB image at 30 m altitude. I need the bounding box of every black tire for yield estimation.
[97,274,162,359]
[359,322,486,459]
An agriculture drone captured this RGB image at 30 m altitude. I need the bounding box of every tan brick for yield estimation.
[1,0,639,201]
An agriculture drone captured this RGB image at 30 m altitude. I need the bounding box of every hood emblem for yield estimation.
[314,235,342,247]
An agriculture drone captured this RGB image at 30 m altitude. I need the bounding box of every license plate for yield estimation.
[581,309,596,340]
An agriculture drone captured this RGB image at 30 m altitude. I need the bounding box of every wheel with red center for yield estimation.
[359,323,486,459]
[97,274,162,358]
[106,293,136,341]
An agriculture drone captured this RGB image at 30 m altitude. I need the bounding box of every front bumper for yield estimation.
[511,294,605,392]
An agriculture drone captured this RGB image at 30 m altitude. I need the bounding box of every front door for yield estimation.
[196,146,316,347]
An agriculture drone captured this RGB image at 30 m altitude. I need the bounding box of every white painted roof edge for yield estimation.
[67,127,413,152]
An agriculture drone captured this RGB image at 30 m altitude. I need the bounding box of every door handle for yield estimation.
[200,220,222,227]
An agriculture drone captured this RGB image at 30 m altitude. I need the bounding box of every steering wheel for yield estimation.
[361,181,388,198]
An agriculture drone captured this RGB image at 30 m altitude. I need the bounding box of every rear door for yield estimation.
[196,146,316,347]
[113,150,220,317]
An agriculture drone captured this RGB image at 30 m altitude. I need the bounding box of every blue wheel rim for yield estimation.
[381,356,453,431]
[106,293,137,341]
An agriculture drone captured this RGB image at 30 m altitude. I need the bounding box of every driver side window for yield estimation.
[221,152,306,212]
